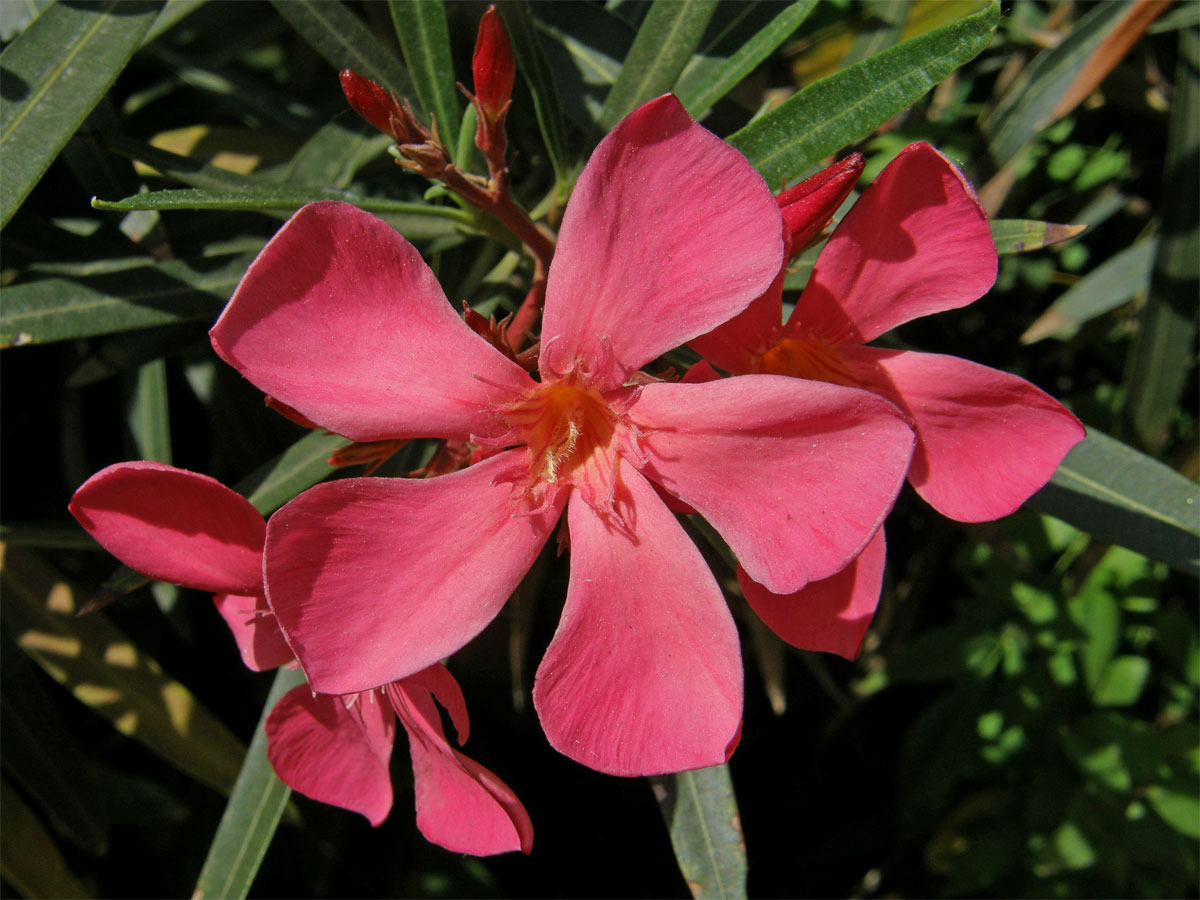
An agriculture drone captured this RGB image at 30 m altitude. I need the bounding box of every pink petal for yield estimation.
[212,593,295,672]
[633,376,913,595]
[264,452,563,694]
[389,679,533,855]
[539,94,784,388]
[68,461,264,595]
[740,527,886,660]
[787,143,997,345]
[843,346,1086,522]
[688,268,785,375]
[403,663,469,744]
[533,469,743,776]
[210,202,534,443]
[265,686,396,827]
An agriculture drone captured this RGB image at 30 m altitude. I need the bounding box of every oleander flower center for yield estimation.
[751,338,860,388]
[506,380,619,485]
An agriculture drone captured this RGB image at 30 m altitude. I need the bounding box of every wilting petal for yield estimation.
[212,593,294,671]
[266,686,395,827]
[264,452,562,694]
[540,94,783,388]
[211,202,533,443]
[389,679,533,855]
[844,346,1085,522]
[69,461,264,595]
[787,143,996,345]
[740,528,886,660]
[634,376,912,595]
[688,269,785,375]
[533,469,743,776]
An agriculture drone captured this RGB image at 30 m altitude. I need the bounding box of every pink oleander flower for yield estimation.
[208,94,916,777]
[69,461,532,854]
[689,143,1086,659]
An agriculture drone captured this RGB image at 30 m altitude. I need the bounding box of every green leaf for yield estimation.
[92,189,477,240]
[388,0,459,154]
[239,430,348,516]
[1146,783,1200,839]
[270,0,415,103]
[1,632,109,855]
[990,219,1087,256]
[598,0,719,131]
[677,1,819,118]
[0,251,255,346]
[729,1,999,186]
[0,777,89,900]
[1028,428,1199,577]
[1122,26,1200,451]
[193,666,305,900]
[1092,656,1151,707]
[984,2,1133,164]
[129,357,172,464]
[268,120,392,190]
[499,1,573,190]
[1020,239,1158,344]
[532,2,632,129]
[0,545,247,797]
[0,0,162,227]
[651,764,748,899]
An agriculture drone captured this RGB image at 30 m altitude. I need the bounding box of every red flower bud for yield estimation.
[339,69,429,145]
[777,153,865,256]
[472,5,515,121]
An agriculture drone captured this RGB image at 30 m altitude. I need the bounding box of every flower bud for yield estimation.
[777,153,864,256]
[339,69,429,145]
[472,5,515,122]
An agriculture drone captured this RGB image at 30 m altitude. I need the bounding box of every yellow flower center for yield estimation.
[504,380,619,486]
[751,337,860,388]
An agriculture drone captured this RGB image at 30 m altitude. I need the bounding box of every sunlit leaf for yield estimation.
[0,0,162,227]
[598,0,719,130]
[991,219,1087,256]
[677,1,818,118]
[651,764,748,899]
[1146,783,1200,839]
[0,252,255,347]
[92,189,477,240]
[1020,239,1157,344]
[730,1,998,186]
[193,667,306,900]
[388,0,459,156]
[984,2,1159,164]
[0,544,247,796]
[1028,428,1199,576]
[1092,656,1151,707]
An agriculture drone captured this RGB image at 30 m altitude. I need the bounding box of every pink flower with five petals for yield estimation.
[690,143,1086,660]
[69,461,532,854]
[209,95,916,777]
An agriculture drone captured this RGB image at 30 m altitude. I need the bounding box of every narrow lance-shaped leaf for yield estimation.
[0,544,248,796]
[0,251,257,347]
[990,219,1087,255]
[388,0,460,155]
[270,0,416,106]
[193,666,307,900]
[676,1,819,118]
[598,0,719,131]
[984,2,1159,165]
[240,430,349,517]
[0,0,162,227]
[129,357,173,465]
[730,1,999,187]
[1021,238,1158,344]
[499,1,572,190]
[0,778,90,900]
[1122,24,1200,451]
[651,764,748,899]
[1027,428,1199,577]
